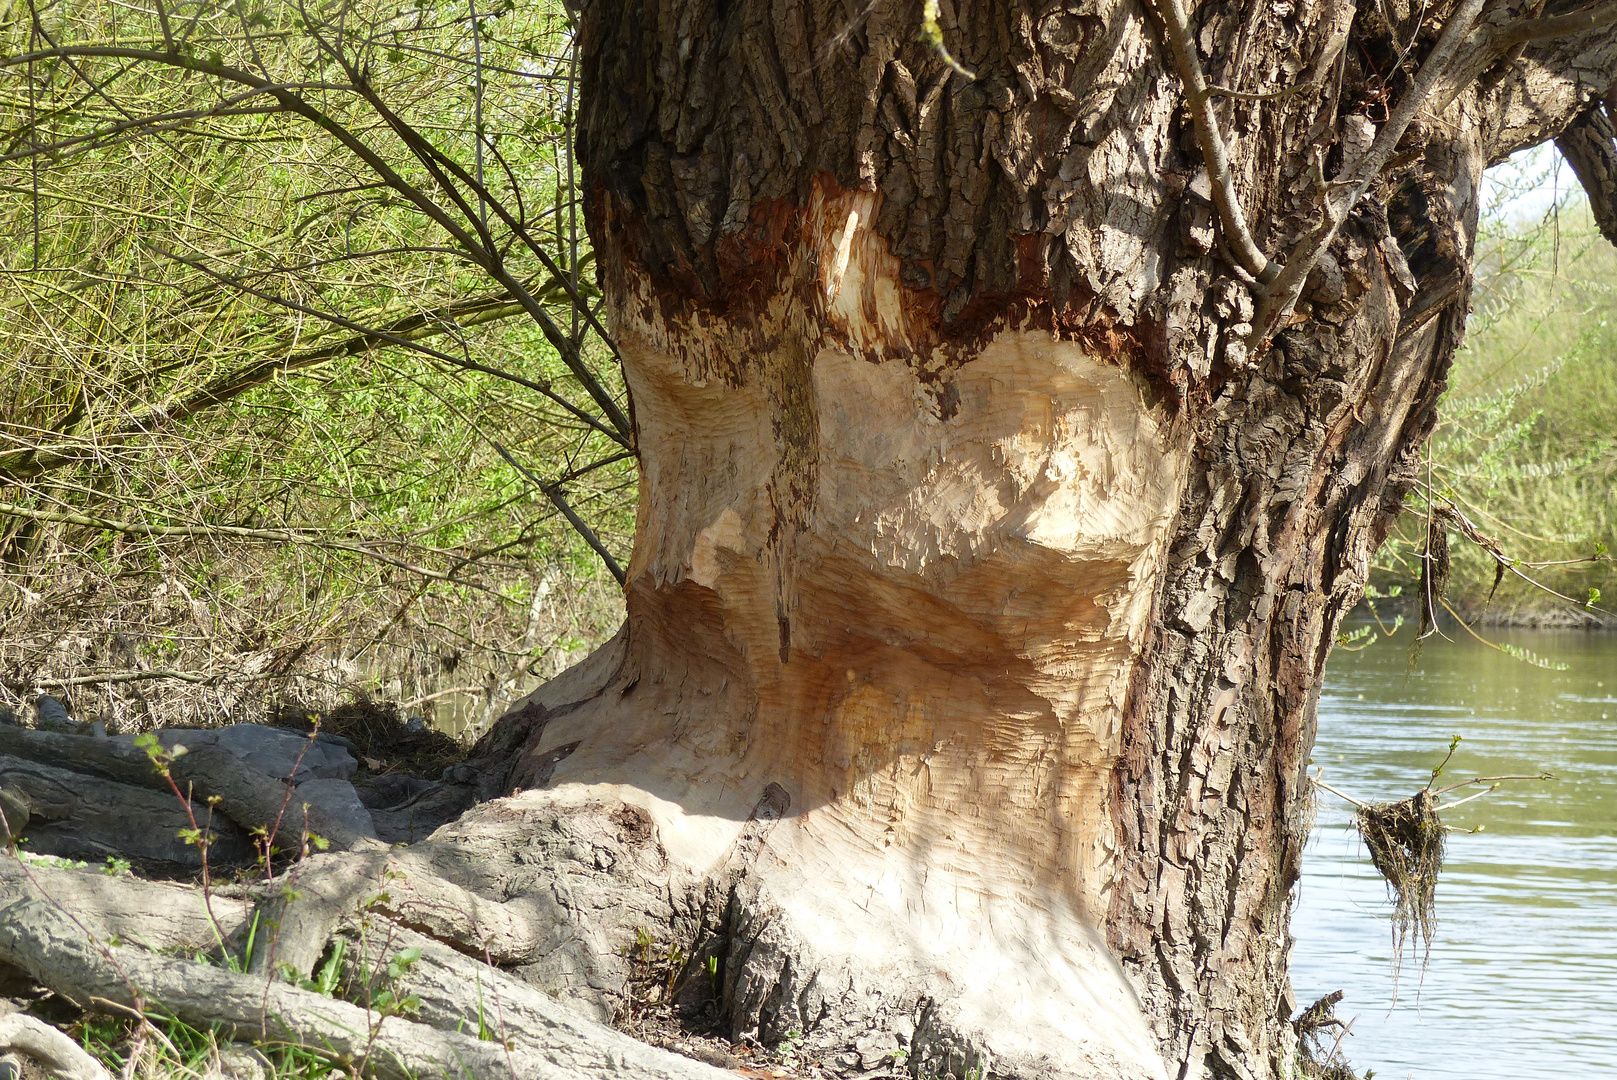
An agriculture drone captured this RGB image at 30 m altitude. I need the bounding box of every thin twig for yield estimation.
[493,443,626,586]
[0,501,477,586]
[1434,773,1555,796]
[1435,785,1496,811]
[1311,774,1371,810]
[30,668,285,689]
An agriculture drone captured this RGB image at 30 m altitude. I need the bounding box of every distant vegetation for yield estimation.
[1372,156,1617,629]
[0,0,630,732]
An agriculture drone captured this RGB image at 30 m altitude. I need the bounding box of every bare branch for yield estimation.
[1149,0,1278,284]
[493,443,627,587]
[0,501,481,587]
[1496,0,1617,47]
[1253,0,1489,341]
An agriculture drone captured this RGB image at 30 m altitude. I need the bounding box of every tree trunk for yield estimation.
[6,5,1613,1080]
[520,1,1617,1077]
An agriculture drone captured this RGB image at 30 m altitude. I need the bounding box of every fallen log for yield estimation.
[0,754,254,872]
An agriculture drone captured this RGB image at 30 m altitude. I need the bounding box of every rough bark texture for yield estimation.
[5,5,1613,1080]
[561,1,1617,1077]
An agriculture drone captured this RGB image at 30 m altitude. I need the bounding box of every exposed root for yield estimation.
[0,685,1168,1080]
[1354,787,1444,977]
[0,857,731,1080]
[0,1011,114,1080]
[1291,992,1361,1080]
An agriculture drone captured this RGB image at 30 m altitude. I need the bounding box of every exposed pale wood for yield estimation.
[0,1012,113,1080]
[570,1,1617,1076]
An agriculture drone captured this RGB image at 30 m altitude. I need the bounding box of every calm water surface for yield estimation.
[1292,626,1617,1079]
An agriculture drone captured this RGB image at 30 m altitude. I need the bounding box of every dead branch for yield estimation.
[0,881,564,1080]
[0,860,251,955]
[0,501,472,587]
[0,851,733,1080]
[1496,0,1617,47]
[0,726,376,852]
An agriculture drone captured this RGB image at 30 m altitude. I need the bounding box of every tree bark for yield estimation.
[515,1,1617,1077]
[4,4,1614,1080]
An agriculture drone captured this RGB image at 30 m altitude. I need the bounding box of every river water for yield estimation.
[1292,626,1617,1079]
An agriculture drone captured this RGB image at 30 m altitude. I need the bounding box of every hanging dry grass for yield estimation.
[1292,990,1361,1080]
[1355,786,1445,978]
[1315,737,1554,984]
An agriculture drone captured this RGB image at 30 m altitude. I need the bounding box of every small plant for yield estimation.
[369,946,423,1018]
[285,939,347,997]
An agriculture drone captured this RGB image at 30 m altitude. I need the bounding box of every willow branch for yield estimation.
[1151,0,1278,284]
[493,443,627,587]
[1434,772,1556,796]
[31,668,286,689]
[1253,0,1488,341]
[0,291,530,482]
[1496,0,1617,47]
[0,502,480,587]
[1310,774,1370,809]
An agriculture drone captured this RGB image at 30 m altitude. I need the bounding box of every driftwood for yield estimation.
[0,725,377,854]
[0,754,255,872]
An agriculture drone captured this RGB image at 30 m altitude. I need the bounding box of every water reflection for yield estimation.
[1292,626,1617,1080]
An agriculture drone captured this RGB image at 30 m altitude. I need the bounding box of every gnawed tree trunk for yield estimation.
[4,4,1617,1080]
[527,1,1616,1077]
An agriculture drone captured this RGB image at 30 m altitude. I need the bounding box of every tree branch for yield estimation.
[0,501,479,587]
[1496,0,1617,47]
[1150,0,1279,284]
[493,443,627,587]
[0,290,530,482]
[1555,101,1617,247]
[1253,0,1489,341]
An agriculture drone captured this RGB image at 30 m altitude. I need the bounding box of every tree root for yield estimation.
[0,691,1165,1080]
[0,1011,114,1080]
[0,857,730,1080]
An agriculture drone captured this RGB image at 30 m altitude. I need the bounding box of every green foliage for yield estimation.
[0,0,628,730]
[1374,164,1617,624]
[77,1011,347,1080]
